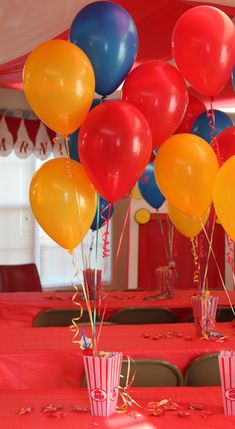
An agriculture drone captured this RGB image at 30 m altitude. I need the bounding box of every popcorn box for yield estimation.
[191,294,218,336]
[83,352,123,417]
[219,351,235,416]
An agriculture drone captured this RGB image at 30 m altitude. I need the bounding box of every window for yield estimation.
[0,152,111,289]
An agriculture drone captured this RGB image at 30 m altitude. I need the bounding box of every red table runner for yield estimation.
[0,322,234,389]
[0,289,234,327]
[1,386,235,428]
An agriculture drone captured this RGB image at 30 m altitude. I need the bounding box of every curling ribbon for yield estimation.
[116,356,143,413]
[226,234,235,288]
[157,211,170,262]
[114,194,132,273]
[69,251,84,343]
[53,134,70,157]
[207,97,221,165]
[202,213,216,293]
[167,216,174,261]
[201,223,235,317]
[100,203,111,258]
[191,237,200,288]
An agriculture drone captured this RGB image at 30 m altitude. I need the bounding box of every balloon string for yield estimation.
[92,198,101,355]
[207,97,216,142]
[156,211,170,262]
[208,97,222,165]
[116,356,143,413]
[95,299,107,350]
[201,223,235,317]
[191,237,201,288]
[101,203,111,258]
[202,213,216,293]
[167,216,174,261]
[69,251,84,343]
[52,135,70,157]
[114,194,132,274]
[226,234,235,289]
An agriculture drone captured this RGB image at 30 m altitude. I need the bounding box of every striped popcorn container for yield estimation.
[83,352,123,417]
[219,351,235,415]
[191,294,218,336]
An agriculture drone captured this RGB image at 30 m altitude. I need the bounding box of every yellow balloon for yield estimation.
[168,202,210,238]
[213,155,235,241]
[154,133,219,217]
[23,40,95,134]
[30,158,97,251]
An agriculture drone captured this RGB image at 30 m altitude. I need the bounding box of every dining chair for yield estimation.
[216,307,235,322]
[0,263,42,292]
[33,308,100,327]
[184,353,220,386]
[187,308,235,323]
[109,307,178,324]
[82,358,183,387]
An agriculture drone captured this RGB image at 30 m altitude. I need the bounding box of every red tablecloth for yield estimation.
[0,289,234,327]
[0,323,235,389]
[1,386,235,428]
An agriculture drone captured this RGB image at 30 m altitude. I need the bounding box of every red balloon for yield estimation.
[175,94,206,134]
[172,6,235,97]
[79,100,152,202]
[212,126,235,165]
[121,60,188,149]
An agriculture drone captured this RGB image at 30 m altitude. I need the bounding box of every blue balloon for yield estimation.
[69,99,101,162]
[90,196,114,231]
[191,109,233,143]
[69,1,138,96]
[138,162,165,209]
[232,68,235,91]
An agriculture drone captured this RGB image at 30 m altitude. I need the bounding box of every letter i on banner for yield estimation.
[34,122,52,160]
[14,120,34,158]
[0,116,14,157]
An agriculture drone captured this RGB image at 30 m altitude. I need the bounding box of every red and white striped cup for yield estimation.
[191,294,218,336]
[83,352,123,417]
[219,351,235,416]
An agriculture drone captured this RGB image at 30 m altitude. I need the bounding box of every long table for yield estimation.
[0,322,234,389]
[1,386,234,428]
[0,289,234,327]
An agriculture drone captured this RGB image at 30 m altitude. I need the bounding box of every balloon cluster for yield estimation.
[153,5,235,240]
[23,2,235,249]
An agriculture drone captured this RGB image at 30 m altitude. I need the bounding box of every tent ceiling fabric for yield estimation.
[0,0,234,105]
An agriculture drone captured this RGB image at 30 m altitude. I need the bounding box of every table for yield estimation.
[0,322,234,389]
[1,386,235,428]
[0,289,234,327]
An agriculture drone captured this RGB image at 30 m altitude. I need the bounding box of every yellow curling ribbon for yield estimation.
[116,356,143,413]
[191,237,200,287]
[69,251,84,344]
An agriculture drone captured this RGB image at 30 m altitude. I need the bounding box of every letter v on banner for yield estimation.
[0,116,13,157]
[34,122,52,160]
[14,120,34,158]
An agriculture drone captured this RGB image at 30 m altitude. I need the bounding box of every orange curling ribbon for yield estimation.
[69,251,84,344]
[191,237,200,287]
[101,203,111,258]
[226,234,235,288]
[69,252,95,346]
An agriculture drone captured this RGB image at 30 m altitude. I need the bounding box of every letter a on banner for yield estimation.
[14,120,34,158]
